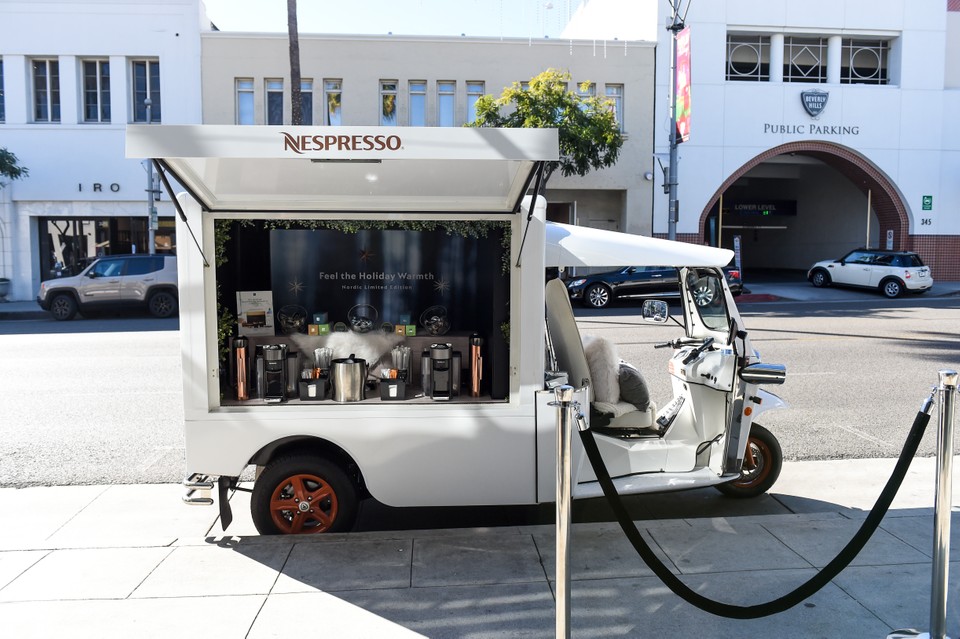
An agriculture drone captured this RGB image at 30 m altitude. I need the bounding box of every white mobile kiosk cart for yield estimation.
[126,125,768,535]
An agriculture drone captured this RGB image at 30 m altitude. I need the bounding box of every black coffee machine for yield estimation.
[421,343,461,400]
[261,344,288,403]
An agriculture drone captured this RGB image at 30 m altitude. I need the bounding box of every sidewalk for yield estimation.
[2,457,959,638]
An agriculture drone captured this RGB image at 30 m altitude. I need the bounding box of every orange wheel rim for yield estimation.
[733,437,772,489]
[269,473,339,534]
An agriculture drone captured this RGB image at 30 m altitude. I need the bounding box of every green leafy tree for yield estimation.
[0,148,29,187]
[470,69,623,188]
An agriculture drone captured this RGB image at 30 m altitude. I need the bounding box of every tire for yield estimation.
[148,290,178,318]
[251,455,358,535]
[583,283,612,309]
[809,269,830,288]
[881,279,903,299]
[715,424,782,498]
[49,293,78,321]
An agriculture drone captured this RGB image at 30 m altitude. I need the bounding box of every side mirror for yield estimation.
[740,363,786,385]
[87,271,98,279]
[642,299,669,324]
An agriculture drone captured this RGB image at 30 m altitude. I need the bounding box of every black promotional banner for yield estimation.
[269,228,501,334]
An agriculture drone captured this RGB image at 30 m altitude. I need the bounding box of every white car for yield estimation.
[807,249,932,298]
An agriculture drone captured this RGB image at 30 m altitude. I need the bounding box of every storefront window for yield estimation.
[38,216,176,281]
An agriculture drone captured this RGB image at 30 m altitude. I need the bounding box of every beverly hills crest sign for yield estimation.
[801,90,829,118]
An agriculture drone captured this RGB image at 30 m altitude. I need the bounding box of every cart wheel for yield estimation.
[251,455,358,535]
[715,423,782,498]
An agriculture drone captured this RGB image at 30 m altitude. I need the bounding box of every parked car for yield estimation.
[807,249,932,298]
[566,264,743,309]
[37,254,178,320]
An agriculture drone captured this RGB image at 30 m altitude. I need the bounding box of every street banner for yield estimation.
[675,27,692,143]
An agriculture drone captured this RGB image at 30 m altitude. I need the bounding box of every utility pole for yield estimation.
[666,0,689,241]
[144,98,158,254]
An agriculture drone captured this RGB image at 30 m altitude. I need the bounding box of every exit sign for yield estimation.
[922,195,933,211]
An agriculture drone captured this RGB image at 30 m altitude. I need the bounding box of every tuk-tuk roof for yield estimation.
[126,125,558,214]
[545,222,734,268]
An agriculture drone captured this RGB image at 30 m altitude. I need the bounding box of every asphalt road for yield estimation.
[0,295,958,489]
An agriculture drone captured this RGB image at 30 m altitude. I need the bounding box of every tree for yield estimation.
[470,69,623,187]
[0,148,29,188]
[287,0,302,125]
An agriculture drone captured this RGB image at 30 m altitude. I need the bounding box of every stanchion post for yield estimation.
[931,370,958,639]
[554,384,575,639]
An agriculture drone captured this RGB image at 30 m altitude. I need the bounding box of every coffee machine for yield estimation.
[262,344,288,403]
[421,343,461,400]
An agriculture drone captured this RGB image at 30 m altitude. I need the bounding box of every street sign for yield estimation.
[922,195,933,211]
[733,235,742,270]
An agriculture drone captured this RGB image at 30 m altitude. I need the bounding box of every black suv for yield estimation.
[37,254,178,320]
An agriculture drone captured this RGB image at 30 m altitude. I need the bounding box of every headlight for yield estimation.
[567,279,587,288]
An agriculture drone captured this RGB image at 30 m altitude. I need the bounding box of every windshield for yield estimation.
[685,268,729,332]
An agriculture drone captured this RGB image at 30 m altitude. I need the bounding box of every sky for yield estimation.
[201,0,585,39]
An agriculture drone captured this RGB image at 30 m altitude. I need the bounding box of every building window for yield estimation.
[576,82,596,112]
[466,81,484,124]
[841,39,888,85]
[784,36,827,83]
[605,84,623,131]
[409,81,426,126]
[726,35,770,81]
[236,78,254,124]
[132,59,161,122]
[32,59,61,122]
[82,60,111,123]
[300,79,313,124]
[266,79,283,125]
[380,80,397,126]
[324,79,341,125]
[0,58,5,122]
[437,81,456,127]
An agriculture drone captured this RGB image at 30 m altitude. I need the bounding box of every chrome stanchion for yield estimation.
[554,384,575,639]
[931,370,958,639]
[888,371,957,639]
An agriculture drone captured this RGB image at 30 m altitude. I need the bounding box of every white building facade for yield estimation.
[0,0,206,300]
[199,31,656,236]
[646,0,960,278]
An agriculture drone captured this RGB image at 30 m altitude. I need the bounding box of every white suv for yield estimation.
[38,254,178,320]
[807,249,932,298]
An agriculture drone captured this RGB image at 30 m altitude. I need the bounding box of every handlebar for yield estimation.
[682,337,716,365]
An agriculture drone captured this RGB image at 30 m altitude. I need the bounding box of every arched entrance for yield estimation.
[699,141,910,271]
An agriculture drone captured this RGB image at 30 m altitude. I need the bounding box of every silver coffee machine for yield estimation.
[421,343,461,400]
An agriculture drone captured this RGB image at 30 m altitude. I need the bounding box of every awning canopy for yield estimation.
[545,222,733,268]
[126,125,558,214]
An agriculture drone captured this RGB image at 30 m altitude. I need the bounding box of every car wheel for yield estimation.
[251,455,359,535]
[691,279,716,307]
[148,290,178,318]
[584,283,612,309]
[810,269,830,288]
[49,293,78,321]
[881,279,903,298]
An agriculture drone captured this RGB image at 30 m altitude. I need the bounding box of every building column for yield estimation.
[769,34,784,83]
[56,56,78,125]
[827,35,842,84]
[109,56,129,124]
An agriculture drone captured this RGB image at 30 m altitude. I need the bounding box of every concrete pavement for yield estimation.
[3,456,960,638]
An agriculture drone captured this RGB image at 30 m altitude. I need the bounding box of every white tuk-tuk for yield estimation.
[126,125,785,534]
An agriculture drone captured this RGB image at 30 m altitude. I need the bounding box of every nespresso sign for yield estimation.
[282,132,402,154]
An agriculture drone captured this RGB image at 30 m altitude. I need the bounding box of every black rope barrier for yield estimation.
[578,408,931,619]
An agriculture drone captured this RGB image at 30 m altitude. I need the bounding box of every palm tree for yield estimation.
[287,0,302,125]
